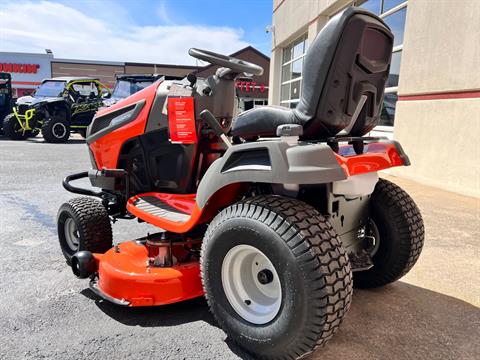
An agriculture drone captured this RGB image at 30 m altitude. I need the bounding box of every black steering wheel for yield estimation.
[188,48,263,76]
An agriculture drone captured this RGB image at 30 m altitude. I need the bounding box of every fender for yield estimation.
[196,141,347,208]
[196,140,409,209]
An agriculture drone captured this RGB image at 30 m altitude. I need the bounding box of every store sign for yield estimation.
[235,81,267,93]
[0,63,40,74]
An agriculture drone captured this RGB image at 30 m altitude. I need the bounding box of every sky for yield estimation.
[0,0,273,65]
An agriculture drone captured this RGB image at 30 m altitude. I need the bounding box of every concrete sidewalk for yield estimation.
[315,174,480,360]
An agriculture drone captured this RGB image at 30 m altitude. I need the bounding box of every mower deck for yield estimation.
[93,241,203,307]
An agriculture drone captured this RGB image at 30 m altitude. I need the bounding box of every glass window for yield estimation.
[357,0,381,14]
[291,58,303,79]
[280,34,307,106]
[383,7,407,47]
[382,0,406,12]
[379,92,397,127]
[290,80,301,100]
[386,51,402,88]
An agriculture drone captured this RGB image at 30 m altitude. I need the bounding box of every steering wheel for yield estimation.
[188,48,263,76]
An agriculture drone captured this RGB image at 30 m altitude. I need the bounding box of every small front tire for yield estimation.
[57,197,113,265]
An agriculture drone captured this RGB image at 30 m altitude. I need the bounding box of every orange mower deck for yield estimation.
[90,241,203,307]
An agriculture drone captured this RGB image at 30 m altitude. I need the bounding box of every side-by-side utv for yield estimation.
[57,8,424,359]
[0,72,15,135]
[3,77,109,142]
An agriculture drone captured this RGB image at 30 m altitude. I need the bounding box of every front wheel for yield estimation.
[2,113,28,140]
[57,197,113,265]
[354,179,425,288]
[42,115,70,143]
[201,196,353,359]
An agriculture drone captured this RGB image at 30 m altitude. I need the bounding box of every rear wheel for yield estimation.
[354,179,424,288]
[2,113,28,140]
[57,197,113,265]
[201,196,353,359]
[42,114,70,143]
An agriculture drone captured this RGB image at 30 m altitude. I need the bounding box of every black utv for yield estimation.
[0,72,15,135]
[2,77,109,143]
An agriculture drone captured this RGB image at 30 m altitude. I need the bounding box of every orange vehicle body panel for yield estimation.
[127,193,202,233]
[126,183,245,233]
[335,142,405,177]
[94,242,203,307]
[89,82,160,170]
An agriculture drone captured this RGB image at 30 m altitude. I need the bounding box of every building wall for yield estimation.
[392,0,480,197]
[270,0,480,197]
[196,47,270,100]
[0,52,53,95]
[51,61,124,88]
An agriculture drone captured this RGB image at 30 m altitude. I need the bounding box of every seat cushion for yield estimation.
[231,106,301,138]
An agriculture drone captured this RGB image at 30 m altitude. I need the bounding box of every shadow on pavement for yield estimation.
[314,281,480,360]
[82,289,217,328]
[84,281,480,360]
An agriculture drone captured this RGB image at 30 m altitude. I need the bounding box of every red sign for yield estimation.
[167,97,197,144]
[235,81,267,93]
[0,63,40,74]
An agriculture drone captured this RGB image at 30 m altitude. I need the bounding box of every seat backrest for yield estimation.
[294,7,393,139]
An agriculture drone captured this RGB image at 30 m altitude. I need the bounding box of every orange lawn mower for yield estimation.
[57,8,424,359]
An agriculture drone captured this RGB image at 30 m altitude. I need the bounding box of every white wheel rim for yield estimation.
[52,122,67,138]
[221,244,282,324]
[64,217,80,251]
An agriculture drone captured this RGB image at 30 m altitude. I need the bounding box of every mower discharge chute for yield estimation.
[57,8,424,360]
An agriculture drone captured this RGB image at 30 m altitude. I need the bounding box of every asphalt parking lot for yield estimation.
[0,135,479,360]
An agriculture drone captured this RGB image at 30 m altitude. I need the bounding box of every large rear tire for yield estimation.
[2,113,28,140]
[42,114,70,143]
[201,196,353,359]
[354,179,424,288]
[57,197,113,265]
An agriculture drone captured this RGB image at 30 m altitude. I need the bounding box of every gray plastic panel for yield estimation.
[196,140,346,208]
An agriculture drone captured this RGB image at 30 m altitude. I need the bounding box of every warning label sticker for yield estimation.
[167,97,197,144]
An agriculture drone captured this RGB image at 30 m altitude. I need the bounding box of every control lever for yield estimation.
[199,110,232,148]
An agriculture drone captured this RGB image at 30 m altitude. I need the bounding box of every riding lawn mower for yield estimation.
[57,8,424,359]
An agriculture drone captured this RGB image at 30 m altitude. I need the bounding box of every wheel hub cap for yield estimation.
[64,217,80,251]
[52,122,67,138]
[221,244,282,324]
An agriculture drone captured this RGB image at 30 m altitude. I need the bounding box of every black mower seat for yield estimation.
[231,7,393,140]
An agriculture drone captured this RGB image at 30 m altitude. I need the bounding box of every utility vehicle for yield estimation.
[3,77,109,142]
[57,8,424,359]
[0,72,15,135]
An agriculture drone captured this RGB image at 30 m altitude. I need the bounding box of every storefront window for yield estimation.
[355,0,407,129]
[386,51,402,88]
[280,34,307,107]
[383,7,407,47]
